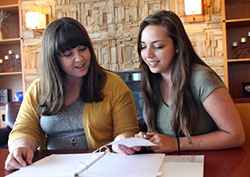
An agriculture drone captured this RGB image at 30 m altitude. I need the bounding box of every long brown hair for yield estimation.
[138,10,210,140]
[39,17,106,115]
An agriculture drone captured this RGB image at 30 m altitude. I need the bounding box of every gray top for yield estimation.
[155,64,226,137]
[40,98,88,150]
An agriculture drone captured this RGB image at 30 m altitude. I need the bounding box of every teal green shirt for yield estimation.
[155,64,226,137]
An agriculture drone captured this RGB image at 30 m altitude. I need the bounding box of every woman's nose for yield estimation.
[146,47,154,58]
[74,51,82,62]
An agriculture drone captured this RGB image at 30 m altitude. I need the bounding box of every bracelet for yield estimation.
[176,136,180,152]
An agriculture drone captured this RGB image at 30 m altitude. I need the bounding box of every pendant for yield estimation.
[71,137,76,146]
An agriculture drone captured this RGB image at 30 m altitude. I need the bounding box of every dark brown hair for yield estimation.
[138,10,211,140]
[39,17,106,115]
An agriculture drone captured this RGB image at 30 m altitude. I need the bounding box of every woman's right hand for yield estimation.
[5,146,34,171]
[5,138,37,171]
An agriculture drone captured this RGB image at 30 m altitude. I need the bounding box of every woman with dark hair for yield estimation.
[5,17,139,170]
[136,10,245,153]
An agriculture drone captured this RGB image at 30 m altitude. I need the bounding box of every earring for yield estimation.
[176,49,179,54]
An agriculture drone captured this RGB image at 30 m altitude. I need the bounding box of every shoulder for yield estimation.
[191,64,224,86]
[105,70,124,82]
[102,70,132,97]
[26,78,40,94]
[104,70,128,89]
[24,78,40,103]
[190,64,226,102]
[191,64,215,77]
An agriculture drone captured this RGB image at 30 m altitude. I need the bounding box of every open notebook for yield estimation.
[6,153,165,177]
[6,138,204,177]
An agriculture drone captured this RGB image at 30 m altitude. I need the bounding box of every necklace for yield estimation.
[65,99,82,146]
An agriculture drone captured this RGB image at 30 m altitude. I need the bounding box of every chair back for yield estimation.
[0,102,20,147]
[6,102,21,129]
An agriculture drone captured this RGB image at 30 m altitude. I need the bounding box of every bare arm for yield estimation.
[138,88,245,153]
[179,88,245,151]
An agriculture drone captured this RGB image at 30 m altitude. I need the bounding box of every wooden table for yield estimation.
[1,147,250,177]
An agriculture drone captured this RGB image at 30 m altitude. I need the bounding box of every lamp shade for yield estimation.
[184,0,204,22]
[25,12,46,29]
[184,0,202,15]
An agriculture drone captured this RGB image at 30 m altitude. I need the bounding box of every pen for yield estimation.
[74,150,108,177]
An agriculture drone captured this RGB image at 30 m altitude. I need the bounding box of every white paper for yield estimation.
[107,137,157,147]
[160,155,204,177]
[6,153,165,177]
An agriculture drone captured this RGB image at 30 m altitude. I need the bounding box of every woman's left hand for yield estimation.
[112,133,140,155]
[147,132,178,153]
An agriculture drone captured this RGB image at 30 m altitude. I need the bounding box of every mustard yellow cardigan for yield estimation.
[8,71,139,149]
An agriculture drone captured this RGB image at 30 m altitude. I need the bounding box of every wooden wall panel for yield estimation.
[21,0,224,89]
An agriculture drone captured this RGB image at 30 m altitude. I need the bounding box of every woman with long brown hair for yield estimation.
[136,10,245,153]
[5,17,139,170]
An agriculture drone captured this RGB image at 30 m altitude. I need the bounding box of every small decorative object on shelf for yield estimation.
[232,41,238,48]
[15,54,20,59]
[0,89,10,105]
[4,55,9,60]
[242,82,250,98]
[0,50,21,72]
[241,37,246,44]
[232,32,250,59]
[0,0,24,105]
[0,10,10,40]
[222,0,250,102]
[14,92,23,102]
[8,50,13,55]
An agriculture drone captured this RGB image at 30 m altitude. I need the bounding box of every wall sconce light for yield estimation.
[25,12,48,36]
[184,0,204,23]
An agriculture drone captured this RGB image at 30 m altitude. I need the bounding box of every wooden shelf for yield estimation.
[224,18,250,23]
[223,0,250,149]
[227,61,250,98]
[225,0,250,20]
[0,0,18,6]
[228,58,250,62]
[0,72,22,76]
[225,20,250,59]
[222,0,250,100]
[0,4,18,10]
[0,0,23,102]
[0,38,21,45]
